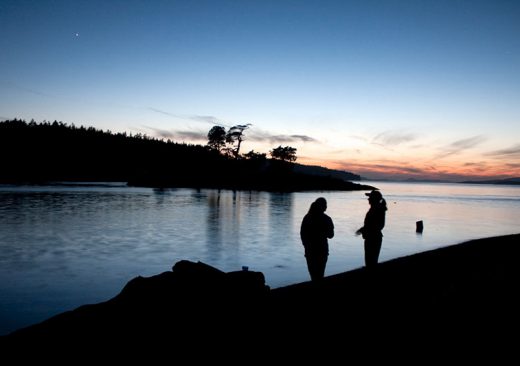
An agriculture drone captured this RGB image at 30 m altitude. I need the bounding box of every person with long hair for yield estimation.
[356,190,387,268]
[300,197,334,281]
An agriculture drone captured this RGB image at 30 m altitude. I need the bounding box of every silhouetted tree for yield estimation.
[207,126,226,152]
[226,124,250,158]
[0,119,222,183]
[270,145,297,162]
[0,119,367,192]
[244,150,267,161]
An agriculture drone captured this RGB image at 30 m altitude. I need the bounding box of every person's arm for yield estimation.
[356,211,368,236]
[300,216,309,245]
[326,216,334,239]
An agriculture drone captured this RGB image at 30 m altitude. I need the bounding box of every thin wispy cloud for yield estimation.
[143,126,176,139]
[367,163,424,175]
[148,107,179,118]
[463,161,488,168]
[143,125,207,141]
[485,144,520,158]
[336,159,425,175]
[147,108,318,144]
[148,107,224,126]
[435,135,487,159]
[249,129,317,143]
[349,135,370,142]
[173,130,208,141]
[373,131,417,147]
[143,123,318,145]
[0,81,52,98]
[192,115,225,125]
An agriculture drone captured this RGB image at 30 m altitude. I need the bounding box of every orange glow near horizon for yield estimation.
[234,133,520,182]
[297,154,520,182]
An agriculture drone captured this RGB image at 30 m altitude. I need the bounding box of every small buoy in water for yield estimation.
[416,220,424,233]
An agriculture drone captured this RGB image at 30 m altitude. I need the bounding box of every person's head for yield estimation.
[365,190,383,205]
[309,197,327,214]
[315,197,327,211]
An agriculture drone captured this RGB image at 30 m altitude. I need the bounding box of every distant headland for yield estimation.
[459,177,520,185]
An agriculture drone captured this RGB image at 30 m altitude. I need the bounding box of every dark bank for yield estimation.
[0,119,373,192]
[3,233,519,348]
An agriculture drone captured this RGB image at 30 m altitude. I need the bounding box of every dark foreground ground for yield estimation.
[2,233,519,358]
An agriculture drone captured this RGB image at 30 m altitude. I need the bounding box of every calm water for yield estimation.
[1,181,519,335]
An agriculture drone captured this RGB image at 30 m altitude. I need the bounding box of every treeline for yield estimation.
[0,119,370,191]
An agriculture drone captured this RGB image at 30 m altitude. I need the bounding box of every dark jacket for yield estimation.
[300,212,334,255]
[360,205,386,239]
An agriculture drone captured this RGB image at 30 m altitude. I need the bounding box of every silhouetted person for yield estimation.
[300,197,334,281]
[356,190,387,268]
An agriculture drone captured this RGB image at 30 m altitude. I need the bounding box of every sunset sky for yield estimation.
[1,0,519,181]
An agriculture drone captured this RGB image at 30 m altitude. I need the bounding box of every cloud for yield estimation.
[463,161,488,168]
[372,131,417,147]
[147,126,317,144]
[192,115,225,125]
[334,159,426,176]
[173,130,208,141]
[450,136,487,149]
[328,153,520,182]
[248,129,318,143]
[148,107,224,125]
[144,126,176,139]
[143,116,318,144]
[0,81,52,97]
[485,144,520,158]
[147,107,179,118]
[143,125,207,141]
[435,135,486,159]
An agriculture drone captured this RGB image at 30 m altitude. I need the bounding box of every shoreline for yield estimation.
[3,233,519,346]
[0,179,376,193]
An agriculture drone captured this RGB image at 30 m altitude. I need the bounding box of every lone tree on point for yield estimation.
[270,145,297,162]
[225,124,251,158]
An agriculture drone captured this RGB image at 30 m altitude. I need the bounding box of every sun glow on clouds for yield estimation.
[293,130,520,181]
[140,117,520,181]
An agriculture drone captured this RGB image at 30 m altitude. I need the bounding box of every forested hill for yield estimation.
[0,119,371,192]
[293,163,361,181]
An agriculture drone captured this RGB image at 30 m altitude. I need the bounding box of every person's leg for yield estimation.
[305,255,318,281]
[366,239,382,288]
[316,253,328,279]
[364,239,381,267]
[373,236,382,264]
[306,253,327,281]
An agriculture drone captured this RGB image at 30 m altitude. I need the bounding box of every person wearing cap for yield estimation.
[356,190,387,268]
[300,197,334,281]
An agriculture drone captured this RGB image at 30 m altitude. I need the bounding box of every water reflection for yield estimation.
[152,187,172,205]
[205,190,242,263]
[268,192,294,218]
[267,192,294,245]
[190,188,207,203]
[206,190,223,259]
[1,183,520,336]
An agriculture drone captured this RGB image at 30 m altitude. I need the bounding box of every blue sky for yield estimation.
[1,0,519,180]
